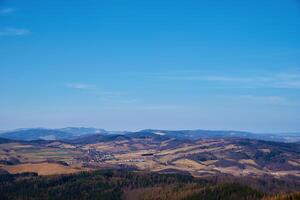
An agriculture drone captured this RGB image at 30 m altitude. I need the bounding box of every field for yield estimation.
[1,136,300,181]
[2,162,83,175]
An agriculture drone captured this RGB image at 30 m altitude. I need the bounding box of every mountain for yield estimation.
[127,130,171,141]
[0,137,17,144]
[0,127,299,143]
[67,128,300,145]
[0,128,70,141]
[68,134,131,144]
[59,127,107,136]
[136,129,300,143]
[0,127,107,141]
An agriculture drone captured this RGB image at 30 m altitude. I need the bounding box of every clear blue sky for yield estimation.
[1,0,300,132]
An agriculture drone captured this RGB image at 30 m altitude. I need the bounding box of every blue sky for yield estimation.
[1,0,300,132]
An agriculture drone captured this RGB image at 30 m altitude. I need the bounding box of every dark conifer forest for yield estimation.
[1,170,299,200]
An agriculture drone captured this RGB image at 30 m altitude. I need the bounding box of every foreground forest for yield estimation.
[0,170,299,200]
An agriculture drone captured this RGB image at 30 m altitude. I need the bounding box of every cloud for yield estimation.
[106,104,184,111]
[65,83,95,90]
[158,71,300,89]
[0,28,31,36]
[0,8,16,14]
[161,75,253,82]
[269,73,300,89]
[238,95,289,105]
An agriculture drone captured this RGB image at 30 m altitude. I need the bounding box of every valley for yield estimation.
[1,128,300,199]
[1,129,300,181]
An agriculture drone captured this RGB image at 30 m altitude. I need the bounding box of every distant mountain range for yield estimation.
[139,129,300,143]
[0,127,107,141]
[0,127,299,143]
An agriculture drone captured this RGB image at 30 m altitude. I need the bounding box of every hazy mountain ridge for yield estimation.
[0,127,107,141]
[0,127,299,143]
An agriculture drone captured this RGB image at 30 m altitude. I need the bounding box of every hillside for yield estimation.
[1,133,300,182]
[1,169,299,200]
[1,131,300,199]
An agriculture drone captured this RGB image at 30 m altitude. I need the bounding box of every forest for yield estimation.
[0,169,299,200]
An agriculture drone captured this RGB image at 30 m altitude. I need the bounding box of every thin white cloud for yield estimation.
[161,75,253,82]
[158,71,300,89]
[238,95,289,105]
[0,28,31,36]
[269,73,300,89]
[107,104,184,111]
[0,8,16,14]
[66,83,95,90]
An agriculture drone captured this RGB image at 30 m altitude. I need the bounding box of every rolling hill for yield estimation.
[1,128,299,143]
[1,130,300,199]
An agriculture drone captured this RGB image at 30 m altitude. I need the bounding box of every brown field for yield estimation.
[1,137,300,178]
[239,159,258,166]
[2,162,84,175]
[173,159,206,170]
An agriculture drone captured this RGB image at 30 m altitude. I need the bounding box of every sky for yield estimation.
[0,0,300,132]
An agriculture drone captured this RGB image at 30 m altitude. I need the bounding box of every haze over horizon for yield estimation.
[1,127,300,135]
[1,0,300,132]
